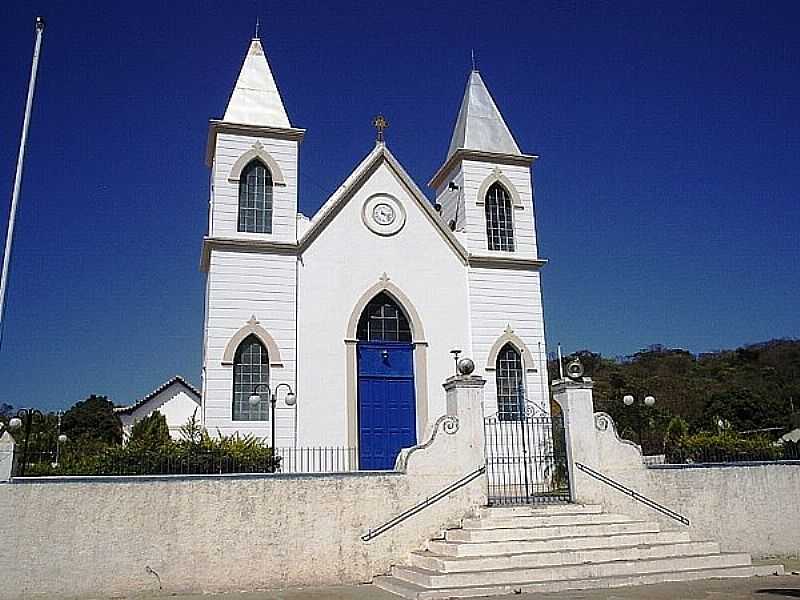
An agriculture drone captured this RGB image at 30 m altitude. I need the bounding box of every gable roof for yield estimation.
[298,143,469,264]
[447,70,521,159]
[114,375,200,416]
[223,38,291,128]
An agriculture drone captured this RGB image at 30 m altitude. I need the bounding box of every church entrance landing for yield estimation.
[356,292,417,470]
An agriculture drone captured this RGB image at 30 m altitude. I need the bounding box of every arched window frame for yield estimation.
[232,334,270,421]
[484,182,515,252]
[495,343,525,421]
[237,159,274,234]
[356,292,412,342]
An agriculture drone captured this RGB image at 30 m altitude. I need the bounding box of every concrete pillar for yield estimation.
[0,431,15,482]
[552,377,600,503]
[443,374,487,473]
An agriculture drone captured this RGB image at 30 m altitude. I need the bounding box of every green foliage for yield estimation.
[670,431,780,463]
[62,395,122,446]
[551,339,800,451]
[663,416,689,460]
[26,413,280,476]
[129,411,171,449]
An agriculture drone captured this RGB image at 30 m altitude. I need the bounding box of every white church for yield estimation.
[127,36,550,471]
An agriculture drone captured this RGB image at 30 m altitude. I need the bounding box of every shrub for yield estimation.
[669,430,780,464]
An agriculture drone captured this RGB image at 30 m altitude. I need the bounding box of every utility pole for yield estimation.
[0,17,46,347]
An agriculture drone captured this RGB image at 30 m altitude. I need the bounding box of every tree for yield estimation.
[62,395,122,446]
[128,411,171,449]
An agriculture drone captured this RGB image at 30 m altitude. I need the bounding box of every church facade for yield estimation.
[200,37,549,470]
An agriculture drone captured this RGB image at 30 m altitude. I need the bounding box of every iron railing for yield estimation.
[484,412,570,505]
[361,466,486,541]
[12,446,358,477]
[574,462,690,526]
[645,441,800,466]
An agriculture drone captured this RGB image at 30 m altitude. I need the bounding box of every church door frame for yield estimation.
[344,279,429,465]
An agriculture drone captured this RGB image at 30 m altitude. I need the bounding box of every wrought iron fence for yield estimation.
[12,446,359,477]
[645,440,800,466]
[484,412,570,505]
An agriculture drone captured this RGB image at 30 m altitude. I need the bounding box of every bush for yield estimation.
[669,431,781,463]
[129,411,171,449]
[21,414,280,476]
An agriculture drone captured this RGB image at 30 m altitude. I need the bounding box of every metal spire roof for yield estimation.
[223,38,291,128]
[446,70,521,158]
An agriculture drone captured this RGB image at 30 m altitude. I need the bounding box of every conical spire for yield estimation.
[446,70,520,158]
[223,38,291,128]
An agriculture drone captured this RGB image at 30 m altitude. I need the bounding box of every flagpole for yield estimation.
[0,17,45,345]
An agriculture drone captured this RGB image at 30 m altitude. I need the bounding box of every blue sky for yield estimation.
[0,1,798,412]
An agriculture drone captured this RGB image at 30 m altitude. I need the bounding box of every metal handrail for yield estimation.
[574,462,690,526]
[361,466,486,542]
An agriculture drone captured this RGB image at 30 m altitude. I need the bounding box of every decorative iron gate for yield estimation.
[484,412,571,505]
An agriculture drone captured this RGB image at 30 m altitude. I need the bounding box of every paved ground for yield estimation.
[115,571,800,600]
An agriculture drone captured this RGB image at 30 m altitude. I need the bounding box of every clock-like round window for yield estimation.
[362,194,406,236]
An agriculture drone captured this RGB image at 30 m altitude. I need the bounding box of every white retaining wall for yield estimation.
[0,377,487,600]
[555,379,800,560]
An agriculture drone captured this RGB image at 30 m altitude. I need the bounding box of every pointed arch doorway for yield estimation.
[355,292,417,470]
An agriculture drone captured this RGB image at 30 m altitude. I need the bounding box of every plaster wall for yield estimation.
[591,419,800,559]
[555,382,800,560]
[297,161,470,448]
[0,378,488,600]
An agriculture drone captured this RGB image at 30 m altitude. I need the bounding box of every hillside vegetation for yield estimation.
[552,339,800,453]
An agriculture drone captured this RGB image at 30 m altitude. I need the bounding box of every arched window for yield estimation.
[232,334,269,420]
[496,344,524,421]
[485,183,515,251]
[357,292,412,342]
[237,160,273,233]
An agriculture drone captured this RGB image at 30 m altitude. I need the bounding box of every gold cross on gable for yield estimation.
[373,114,388,142]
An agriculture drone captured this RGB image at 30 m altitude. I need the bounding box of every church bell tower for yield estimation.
[200,36,303,441]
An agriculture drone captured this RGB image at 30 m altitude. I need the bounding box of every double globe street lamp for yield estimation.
[248,383,296,462]
[622,394,656,448]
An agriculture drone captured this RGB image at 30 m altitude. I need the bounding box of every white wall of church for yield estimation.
[436,160,539,258]
[468,267,550,416]
[202,249,297,444]
[297,161,470,449]
[210,133,298,243]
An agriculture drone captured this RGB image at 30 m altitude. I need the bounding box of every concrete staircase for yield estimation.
[373,503,758,599]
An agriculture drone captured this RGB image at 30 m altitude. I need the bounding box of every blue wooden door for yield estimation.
[357,341,417,470]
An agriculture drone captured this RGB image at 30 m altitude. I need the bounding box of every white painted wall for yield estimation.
[436,159,538,259]
[0,378,488,600]
[203,249,297,443]
[210,133,298,243]
[297,160,470,447]
[119,384,201,441]
[468,267,550,416]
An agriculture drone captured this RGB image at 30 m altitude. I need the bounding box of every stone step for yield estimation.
[373,565,755,600]
[410,540,721,572]
[446,519,660,543]
[428,529,691,557]
[477,503,603,519]
[462,512,635,529]
[392,552,752,589]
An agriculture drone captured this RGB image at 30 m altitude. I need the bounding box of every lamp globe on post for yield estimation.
[284,392,296,407]
[623,395,635,406]
[644,395,656,407]
[8,417,22,431]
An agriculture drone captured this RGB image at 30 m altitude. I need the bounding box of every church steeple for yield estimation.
[446,70,520,159]
[223,38,291,128]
